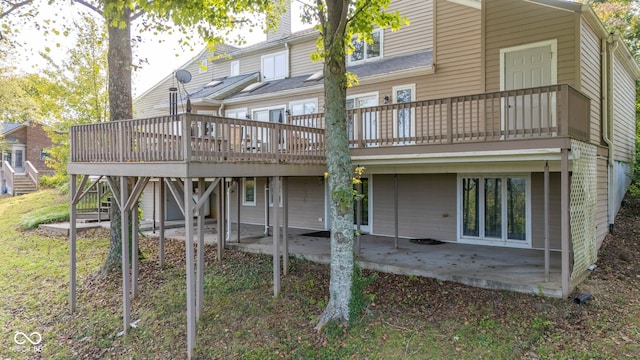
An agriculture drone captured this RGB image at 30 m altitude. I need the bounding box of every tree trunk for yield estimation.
[316,1,354,329]
[102,4,133,274]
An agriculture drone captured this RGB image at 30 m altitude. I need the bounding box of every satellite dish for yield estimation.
[175,69,192,84]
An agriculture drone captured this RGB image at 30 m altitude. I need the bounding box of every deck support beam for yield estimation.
[120,176,131,336]
[560,149,570,298]
[272,176,281,296]
[184,178,196,359]
[264,178,270,236]
[544,162,550,282]
[69,174,77,313]
[394,174,399,249]
[197,178,205,320]
[356,181,362,255]
[236,178,241,243]
[132,202,139,298]
[283,177,289,276]
[159,178,165,268]
[216,179,225,262]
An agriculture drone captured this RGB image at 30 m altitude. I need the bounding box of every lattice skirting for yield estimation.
[570,140,597,280]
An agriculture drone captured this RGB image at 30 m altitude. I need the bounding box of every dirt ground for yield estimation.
[63,196,640,358]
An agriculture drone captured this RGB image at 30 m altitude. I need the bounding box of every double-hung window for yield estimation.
[243,177,256,206]
[230,60,240,76]
[198,59,208,74]
[349,28,383,64]
[459,175,530,246]
[261,51,288,80]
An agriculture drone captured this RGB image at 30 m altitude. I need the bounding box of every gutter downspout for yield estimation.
[602,34,619,232]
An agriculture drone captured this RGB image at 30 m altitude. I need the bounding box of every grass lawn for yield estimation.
[1,189,639,359]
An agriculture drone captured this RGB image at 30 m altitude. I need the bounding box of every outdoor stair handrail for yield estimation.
[25,161,39,190]
[2,160,15,196]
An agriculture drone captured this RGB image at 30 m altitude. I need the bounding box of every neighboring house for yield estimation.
[0,121,54,195]
[70,0,639,299]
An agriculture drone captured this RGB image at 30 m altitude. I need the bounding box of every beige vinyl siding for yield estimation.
[140,182,158,221]
[530,173,561,250]
[372,174,458,241]
[420,0,481,98]
[579,18,602,145]
[484,0,577,92]
[189,53,217,86]
[229,177,325,230]
[134,50,215,119]
[134,75,177,118]
[612,55,636,162]
[384,0,433,57]
[596,156,609,248]
[289,39,323,77]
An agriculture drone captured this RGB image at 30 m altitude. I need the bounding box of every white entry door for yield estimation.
[347,93,378,147]
[501,40,556,136]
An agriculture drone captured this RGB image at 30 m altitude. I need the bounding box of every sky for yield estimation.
[10,2,309,98]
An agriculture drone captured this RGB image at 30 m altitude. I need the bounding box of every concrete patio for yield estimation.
[139,222,564,298]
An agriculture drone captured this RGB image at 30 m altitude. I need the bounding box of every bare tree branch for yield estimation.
[0,0,34,19]
[347,0,373,24]
[73,0,103,17]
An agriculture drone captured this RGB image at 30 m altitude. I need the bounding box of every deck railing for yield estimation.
[70,114,326,164]
[289,84,590,148]
[70,84,590,164]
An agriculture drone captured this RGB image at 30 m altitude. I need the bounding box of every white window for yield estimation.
[289,99,318,116]
[349,28,383,64]
[261,51,288,80]
[197,110,217,116]
[230,60,240,76]
[198,59,208,74]
[243,177,256,206]
[226,109,247,119]
[459,175,531,247]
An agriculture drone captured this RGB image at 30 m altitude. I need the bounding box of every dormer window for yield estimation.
[349,28,383,64]
[230,60,240,76]
[198,59,208,74]
[261,51,288,80]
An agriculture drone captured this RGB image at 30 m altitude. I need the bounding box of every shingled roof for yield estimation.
[226,50,433,100]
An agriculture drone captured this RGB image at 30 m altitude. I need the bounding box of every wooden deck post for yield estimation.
[356,181,362,255]
[236,178,241,243]
[120,176,131,335]
[283,177,289,276]
[197,178,205,320]
[159,178,165,268]
[69,174,77,313]
[264,177,270,236]
[544,161,550,282]
[216,179,225,262]
[394,174,399,249]
[272,176,281,296]
[561,149,570,297]
[184,177,196,359]
[132,202,139,298]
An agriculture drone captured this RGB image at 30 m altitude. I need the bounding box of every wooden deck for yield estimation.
[68,84,590,177]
